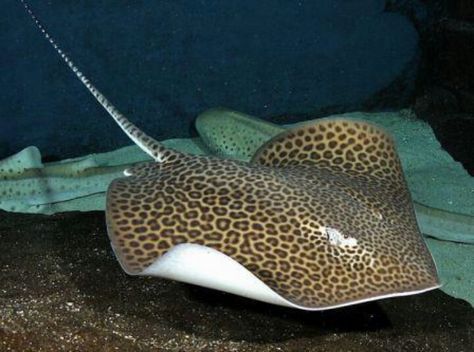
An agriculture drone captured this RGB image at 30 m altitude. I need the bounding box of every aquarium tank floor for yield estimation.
[0,211,472,352]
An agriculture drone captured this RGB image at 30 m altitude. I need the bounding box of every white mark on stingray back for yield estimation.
[322,226,358,248]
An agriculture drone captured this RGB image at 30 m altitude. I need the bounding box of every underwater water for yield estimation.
[0,0,473,351]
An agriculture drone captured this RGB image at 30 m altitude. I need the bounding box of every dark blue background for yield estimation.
[2,0,422,159]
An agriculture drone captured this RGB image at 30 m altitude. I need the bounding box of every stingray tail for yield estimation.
[20,0,177,163]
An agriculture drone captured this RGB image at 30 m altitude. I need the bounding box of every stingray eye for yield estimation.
[123,168,133,176]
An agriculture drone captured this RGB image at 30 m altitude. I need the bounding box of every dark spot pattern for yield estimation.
[106,119,439,309]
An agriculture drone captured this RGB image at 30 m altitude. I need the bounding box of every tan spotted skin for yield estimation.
[106,119,439,309]
[253,118,404,183]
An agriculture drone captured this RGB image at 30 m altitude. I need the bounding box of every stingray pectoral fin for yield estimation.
[0,146,43,177]
[128,243,441,310]
[106,205,292,307]
[138,243,300,308]
[109,239,440,310]
[251,118,440,299]
[252,118,405,184]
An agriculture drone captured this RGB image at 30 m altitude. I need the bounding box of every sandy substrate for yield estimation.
[0,211,473,352]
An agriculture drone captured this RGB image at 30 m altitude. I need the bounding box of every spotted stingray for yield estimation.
[22,1,440,310]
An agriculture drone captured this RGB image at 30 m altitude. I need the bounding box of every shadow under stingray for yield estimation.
[186,284,391,332]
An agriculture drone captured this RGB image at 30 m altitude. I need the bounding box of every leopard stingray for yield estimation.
[22,1,440,310]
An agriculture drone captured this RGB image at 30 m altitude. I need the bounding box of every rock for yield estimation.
[0,211,472,351]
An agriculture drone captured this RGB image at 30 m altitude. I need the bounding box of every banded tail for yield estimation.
[20,0,177,163]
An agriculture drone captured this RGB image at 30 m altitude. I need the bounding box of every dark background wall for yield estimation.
[2,0,422,160]
[414,0,474,174]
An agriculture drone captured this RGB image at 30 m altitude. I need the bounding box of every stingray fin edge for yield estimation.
[110,242,441,311]
[251,118,405,185]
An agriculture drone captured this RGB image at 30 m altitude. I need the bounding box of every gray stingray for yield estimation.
[21,1,440,310]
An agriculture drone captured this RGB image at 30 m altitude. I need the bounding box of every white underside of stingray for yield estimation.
[111,242,440,311]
